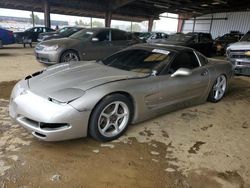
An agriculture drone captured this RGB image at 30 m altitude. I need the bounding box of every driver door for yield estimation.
[83,29,111,60]
[158,50,209,110]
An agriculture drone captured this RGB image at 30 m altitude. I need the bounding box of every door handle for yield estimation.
[201,70,208,76]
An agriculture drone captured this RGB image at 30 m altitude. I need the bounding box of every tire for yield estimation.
[89,94,133,142]
[208,75,227,103]
[60,50,80,63]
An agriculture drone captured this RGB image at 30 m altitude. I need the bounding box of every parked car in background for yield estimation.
[139,32,168,42]
[226,31,250,75]
[154,32,214,57]
[38,27,83,42]
[10,44,232,141]
[14,27,55,45]
[214,31,243,56]
[132,32,143,38]
[35,28,141,64]
[0,28,15,48]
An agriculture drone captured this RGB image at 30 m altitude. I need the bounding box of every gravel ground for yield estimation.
[0,44,250,188]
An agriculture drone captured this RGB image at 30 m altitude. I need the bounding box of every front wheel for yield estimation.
[60,50,80,63]
[89,94,132,142]
[208,75,227,102]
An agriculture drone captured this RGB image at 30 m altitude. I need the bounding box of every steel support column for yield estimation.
[44,0,51,28]
[105,11,112,27]
[31,11,35,27]
[209,14,214,33]
[192,17,196,32]
[148,17,154,32]
[177,18,184,33]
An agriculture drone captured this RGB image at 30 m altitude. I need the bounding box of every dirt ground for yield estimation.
[0,45,250,188]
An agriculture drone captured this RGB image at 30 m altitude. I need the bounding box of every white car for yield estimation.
[226,31,250,75]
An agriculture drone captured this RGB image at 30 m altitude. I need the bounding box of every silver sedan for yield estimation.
[9,44,232,141]
[35,28,140,64]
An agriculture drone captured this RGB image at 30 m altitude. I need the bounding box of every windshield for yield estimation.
[102,49,172,74]
[240,32,250,42]
[58,27,71,33]
[59,28,82,37]
[25,28,33,32]
[167,33,193,42]
[70,29,94,40]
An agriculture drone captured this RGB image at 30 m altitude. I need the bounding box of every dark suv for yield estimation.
[14,27,55,46]
[155,32,214,57]
[214,31,243,55]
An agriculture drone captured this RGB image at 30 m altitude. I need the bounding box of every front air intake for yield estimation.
[40,123,70,130]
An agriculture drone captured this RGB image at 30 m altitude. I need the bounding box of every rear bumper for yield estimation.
[9,81,90,141]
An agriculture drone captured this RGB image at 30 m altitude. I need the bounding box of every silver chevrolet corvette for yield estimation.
[9,44,232,141]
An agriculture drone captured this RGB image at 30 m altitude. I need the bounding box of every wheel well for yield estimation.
[87,91,135,135]
[59,49,80,62]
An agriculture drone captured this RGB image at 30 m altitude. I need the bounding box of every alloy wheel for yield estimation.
[213,75,227,100]
[98,101,129,138]
[62,52,79,62]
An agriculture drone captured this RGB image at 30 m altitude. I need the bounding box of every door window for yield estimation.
[167,51,200,74]
[32,28,38,32]
[34,27,42,33]
[95,30,110,41]
[111,30,127,41]
[196,52,208,66]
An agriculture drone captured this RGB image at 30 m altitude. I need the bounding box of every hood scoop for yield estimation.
[48,88,85,103]
[25,70,44,80]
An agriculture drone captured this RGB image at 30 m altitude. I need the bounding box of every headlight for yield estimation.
[226,48,230,57]
[44,45,59,51]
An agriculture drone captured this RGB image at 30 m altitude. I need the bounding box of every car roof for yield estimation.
[129,43,194,53]
[84,27,127,32]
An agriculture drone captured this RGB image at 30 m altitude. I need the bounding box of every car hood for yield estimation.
[43,35,60,41]
[38,37,79,47]
[14,31,25,36]
[227,41,250,50]
[28,61,145,101]
[40,31,58,37]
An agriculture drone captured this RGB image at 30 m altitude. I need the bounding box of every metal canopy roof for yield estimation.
[0,0,250,21]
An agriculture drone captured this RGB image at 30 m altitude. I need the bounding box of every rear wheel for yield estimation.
[89,94,132,142]
[208,75,227,102]
[60,50,80,63]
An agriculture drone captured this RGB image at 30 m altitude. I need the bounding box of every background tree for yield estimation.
[131,23,141,32]
[92,20,104,27]
[29,13,40,25]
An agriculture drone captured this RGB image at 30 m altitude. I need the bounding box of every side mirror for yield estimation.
[171,68,192,78]
[91,37,99,42]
